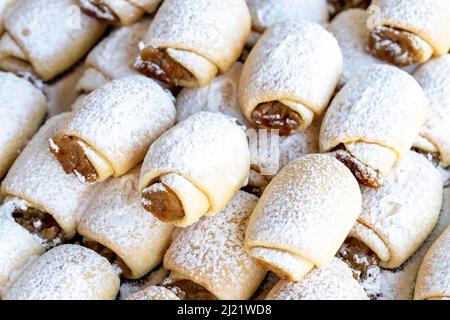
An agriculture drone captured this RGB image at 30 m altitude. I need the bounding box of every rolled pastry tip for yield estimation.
[368,0,450,67]
[78,167,174,279]
[3,245,120,300]
[77,19,151,94]
[246,0,329,33]
[348,151,442,269]
[1,114,93,243]
[0,0,106,81]
[176,62,251,128]
[0,72,46,179]
[126,286,180,300]
[320,64,428,188]
[163,191,266,300]
[239,20,343,136]
[0,198,45,295]
[135,0,251,88]
[413,55,450,168]
[139,111,250,227]
[329,9,387,86]
[327,0,370,18]
[245,154,362,282]
[414,225,450,300]
[265,258,369,300]
[50,75,176,184]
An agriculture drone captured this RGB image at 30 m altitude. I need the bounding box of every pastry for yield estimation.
[246,0,329,33]
[135,0,251,88]
[126,286,180,300]
[0,0,15,35]
[414,225,450,300]
[77,19,151,94]
[327,0,371,18]
[78,167,174,279]
[343,152,442,272]
[163,191,267,300]
[239,20,343,136]
[79,0,161,25]
[1,114,93,246]
[3,245,120,300]
[139,112,250,227]
[329,9,387,86]
[50,75,176,183]
[245,154,362,281]
[0,0,105,81]
[413,55,450,168]
[0,72,46,179]
[368,0,450,66]
[266,258,369,300]
[320,64,427,188]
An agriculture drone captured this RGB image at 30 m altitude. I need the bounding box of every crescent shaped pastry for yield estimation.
[320,64,427,188]
[78,167,174,279]
[245,154,362,281]
[77,19,151,94]
[79,0,161,25]
[163,191,266,300]
[1,114,93,244]
[126,286,180,300]
[414,225,450,300]
[347,151,442,269]
[239,20,343,136]
[139,112,250,227]
[0,0,15,35]
[3,245,120,300]
[246,0,329,33]
[265,258,369,300]
[0,72,46,179]
[0,0,106,81]
[368,0,450,66]
[50,75,176,183]
[329,9,387,86]
[413,55,450,168]
[135,0,251,88]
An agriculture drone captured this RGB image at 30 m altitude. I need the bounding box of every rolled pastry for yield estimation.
[139,112,250,227]
[348,151,443,269]
[414,225,450,300]
[126,286,180,300]
[77,19,151,93]
[368,0,450,66]
[135,0,251,88]
[50,75,176,183]
[3,245,120,300]
[0,72,46,179]
[0,198,44,294]
[246,0,329,32]
[78,167,174,279]
[79,0,161,25]
[320,64,427,188]
[245,154,362,281]
[0,0,15,35]
[266,258,369,300]
[239,20,343,136]
[329,9,387,86]
[0,0,106,81]
[163,191,266,300]
[1,114,93,244]
[413,55,450,168]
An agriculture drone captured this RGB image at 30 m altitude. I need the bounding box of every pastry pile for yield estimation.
[0,0,449,301]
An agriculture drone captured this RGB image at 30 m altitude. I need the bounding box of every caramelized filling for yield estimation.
[136,46,194,86]
[334,148,382,188]
[141,182,185,222]
[50,136,98,183]
[328,0,371,18]
[369,26,429,67]
[251,101,303,136]
[12,206,64,248]
[80,0,120,24]
[164,280,217,300]
[83,240,132,277]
